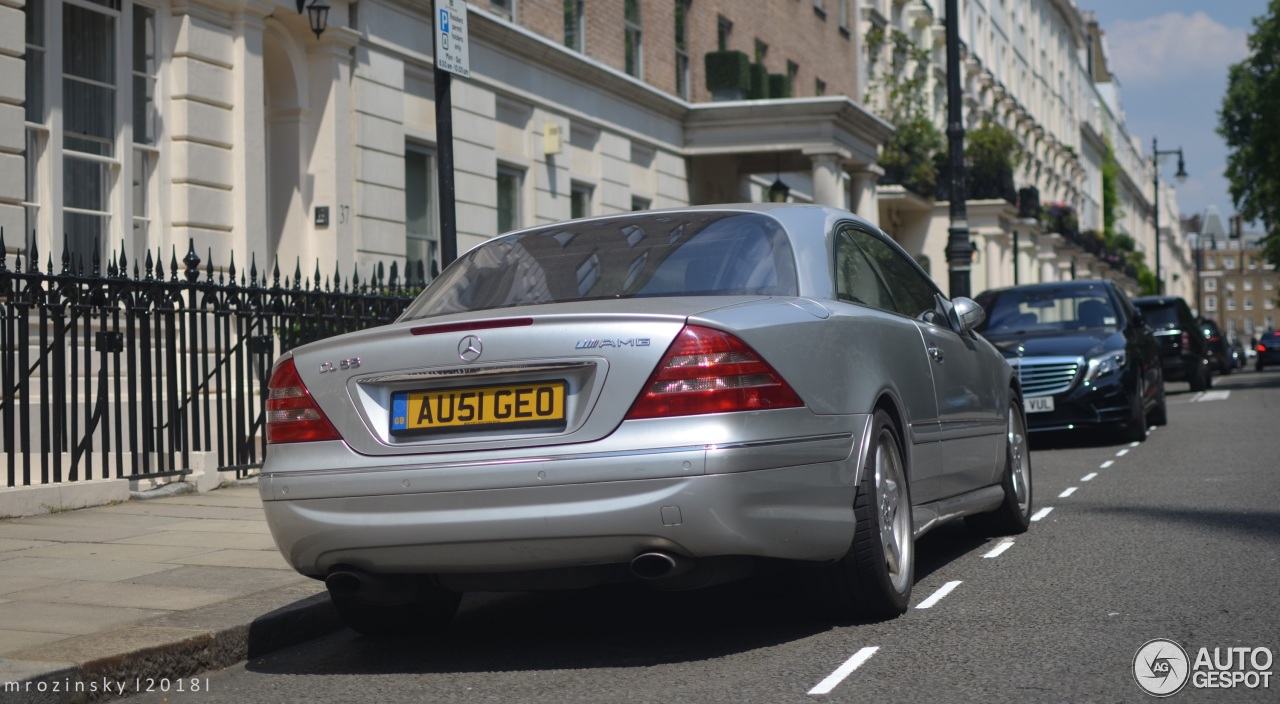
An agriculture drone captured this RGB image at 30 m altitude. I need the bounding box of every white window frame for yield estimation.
[1205,295,1217,312]
[496,165,524,234]
[1204,278,1216,292]
[563,0,584,52]
[624,0,642,79]
[405,143,440,281]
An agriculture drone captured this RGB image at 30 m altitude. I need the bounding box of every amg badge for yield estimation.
[575,339,651,349]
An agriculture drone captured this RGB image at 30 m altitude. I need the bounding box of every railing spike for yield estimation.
[155,248,166,280]
[133,260,141,280]
[0,227,6,273]
[389,260,399,289]
[206,247,214,281]
[28,234,39,273]
[294,257,303,290]
[352,264,360,291]
[228,251,237,283]
[273,257,281,288]
[333,261,342,291]
[47,251,54,275]
[61,239,71,274]
[416,259,426,287]
[314,261,322,291]
[145,249,155,281]
[324,275,330,292]
[118,248,128,279]
[250,253,259,287]
[92,239,101,277]
[170,245,180,281]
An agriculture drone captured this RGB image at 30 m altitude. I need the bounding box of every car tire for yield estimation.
[1148,380,1168,427]
[1189,361,1208,391]
[1258,361,1265,372]
[1119,387,1148,443]
[329,579,461,637]
[818,409,914,621]
[966,399,1032,537]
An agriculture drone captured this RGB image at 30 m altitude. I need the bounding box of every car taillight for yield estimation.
[266,358,342,444]
[1259,345,1268,353]
[625,325,804,420]
[1181,331,1191,349]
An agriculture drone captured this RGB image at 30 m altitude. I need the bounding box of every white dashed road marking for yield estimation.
[809,647,879,695]
[1195,390,1231,402]
[983,541,1015,558]
[1101,460,1114,469]
[1128,441,1141,448]
[1059,487,1077,498]
[1031,507,1054,522]
[1082,473,1098,482]
[916,581,963,609]
[1116,449,1129,457]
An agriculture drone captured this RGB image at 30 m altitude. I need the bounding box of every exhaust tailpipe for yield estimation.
[630,552,692,580]
[325,568,416,604]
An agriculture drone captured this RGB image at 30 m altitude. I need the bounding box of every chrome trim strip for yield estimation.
[360,361,596,384]
[262,432,854,480]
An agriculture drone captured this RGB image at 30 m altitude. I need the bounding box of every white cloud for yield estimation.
[1106,12,1249,85]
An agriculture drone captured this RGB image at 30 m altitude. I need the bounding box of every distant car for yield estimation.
[259,204,1033,635]
[1200,318,1232,375]
[974,280,1165,442]
[1229,338,1246,371]
[1132,296,1212,391]
[1257,331,1280,371]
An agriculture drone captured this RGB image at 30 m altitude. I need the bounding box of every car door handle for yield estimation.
[928,346,944,363]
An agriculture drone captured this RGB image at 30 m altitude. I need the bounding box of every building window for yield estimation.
[1249,255,1259,270]
[1267,279,1275,291]
[717,15,732,51]
[1228,319,1237,337]
[406,145,439,281]
[489,0,515,21]
[1227,297,1237,311]
[570,182,593,219]
[837,0,848,30]
[1205,295,1217,312]
[812,0,825,19]
[1224,256,1237,270]
[674,0,690,99]
[24,0,47,243]
[497,166,523,233]
[1245,317,1255,334]
[631,196,650,211]
[132,4,157,256]
[1267,316,1275,331]
[1267,298,1274,310]
[563,0,584,52]
[786,61,798,98]
[754,39,768,63]
[1207,255,1216,269]
[815,78,826,96]
[1245,279,1254,291]
[624,0,642,78]
[1245,297,1254,311]
[1226,280,1236,292]
[1204,278,1217,292]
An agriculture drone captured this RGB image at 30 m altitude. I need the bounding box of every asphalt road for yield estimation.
[129,369,1280,703]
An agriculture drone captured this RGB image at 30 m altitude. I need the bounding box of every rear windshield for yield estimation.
[977,288,1120,334]
[399,212,798,320]
[1136,303,1182,329]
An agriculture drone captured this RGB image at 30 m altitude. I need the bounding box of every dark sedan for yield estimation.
[975,280,1165,441]
[1257,331,1280,371]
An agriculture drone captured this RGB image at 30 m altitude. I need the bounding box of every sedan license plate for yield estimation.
[1024,396,1055,414]
[391,382,567,434]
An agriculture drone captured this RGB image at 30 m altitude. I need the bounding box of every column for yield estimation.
[810,153,844,208]
[849,165,882,227]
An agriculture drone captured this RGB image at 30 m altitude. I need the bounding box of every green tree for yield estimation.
[1219,1,1280,266]
[867,28,944,198]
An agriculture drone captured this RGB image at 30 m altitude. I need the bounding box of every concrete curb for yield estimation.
[2,585,343,703]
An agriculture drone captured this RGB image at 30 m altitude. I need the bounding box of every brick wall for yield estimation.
[515,0,860,103]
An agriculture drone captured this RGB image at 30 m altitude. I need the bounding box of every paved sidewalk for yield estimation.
[0,484,342,703]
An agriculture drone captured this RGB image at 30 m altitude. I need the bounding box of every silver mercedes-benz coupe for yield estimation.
[260,204,1032,635]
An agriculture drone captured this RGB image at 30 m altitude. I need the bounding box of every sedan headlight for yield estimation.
[1083,351,1126,384]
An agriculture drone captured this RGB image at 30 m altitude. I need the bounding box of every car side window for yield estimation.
[841,226,941,321]
[834,228,893,310]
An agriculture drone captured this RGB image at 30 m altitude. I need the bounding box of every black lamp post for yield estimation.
[1151,137,1188,295]
[944,0,970,299]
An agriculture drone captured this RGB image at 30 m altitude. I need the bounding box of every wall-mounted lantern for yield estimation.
[296,0,329,39]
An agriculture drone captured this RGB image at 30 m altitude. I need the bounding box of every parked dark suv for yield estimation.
[1257,331,1280,371]
[1132,296,1211,391]
[975,280,1165,442]
[1200,318,1232,375]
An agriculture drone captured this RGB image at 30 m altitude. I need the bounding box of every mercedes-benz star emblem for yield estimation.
[458,335,483,362]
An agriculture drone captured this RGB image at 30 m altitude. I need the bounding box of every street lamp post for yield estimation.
[1151,137,1188,295]
[944,0,970,299]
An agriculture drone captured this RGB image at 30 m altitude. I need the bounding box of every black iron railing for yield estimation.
[1,232,422,488]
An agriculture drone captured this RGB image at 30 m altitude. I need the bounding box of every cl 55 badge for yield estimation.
[319,358,361,373]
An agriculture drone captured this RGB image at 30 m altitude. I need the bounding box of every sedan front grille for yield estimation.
[1011,356,1081,397]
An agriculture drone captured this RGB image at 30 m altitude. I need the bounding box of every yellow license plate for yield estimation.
[390,382,567,434]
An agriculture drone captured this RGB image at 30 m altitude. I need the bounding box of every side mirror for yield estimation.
[951,297,986,334]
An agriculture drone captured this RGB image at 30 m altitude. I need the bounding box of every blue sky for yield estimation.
[1086,1,1267,229]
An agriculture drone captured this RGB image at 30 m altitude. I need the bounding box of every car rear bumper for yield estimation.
[260,415,869,579]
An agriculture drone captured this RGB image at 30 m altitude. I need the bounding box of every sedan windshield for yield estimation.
[400,212,798,320]
[978,288,1120,334]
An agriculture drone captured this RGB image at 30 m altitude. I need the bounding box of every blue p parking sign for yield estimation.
[440,9,449,32]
